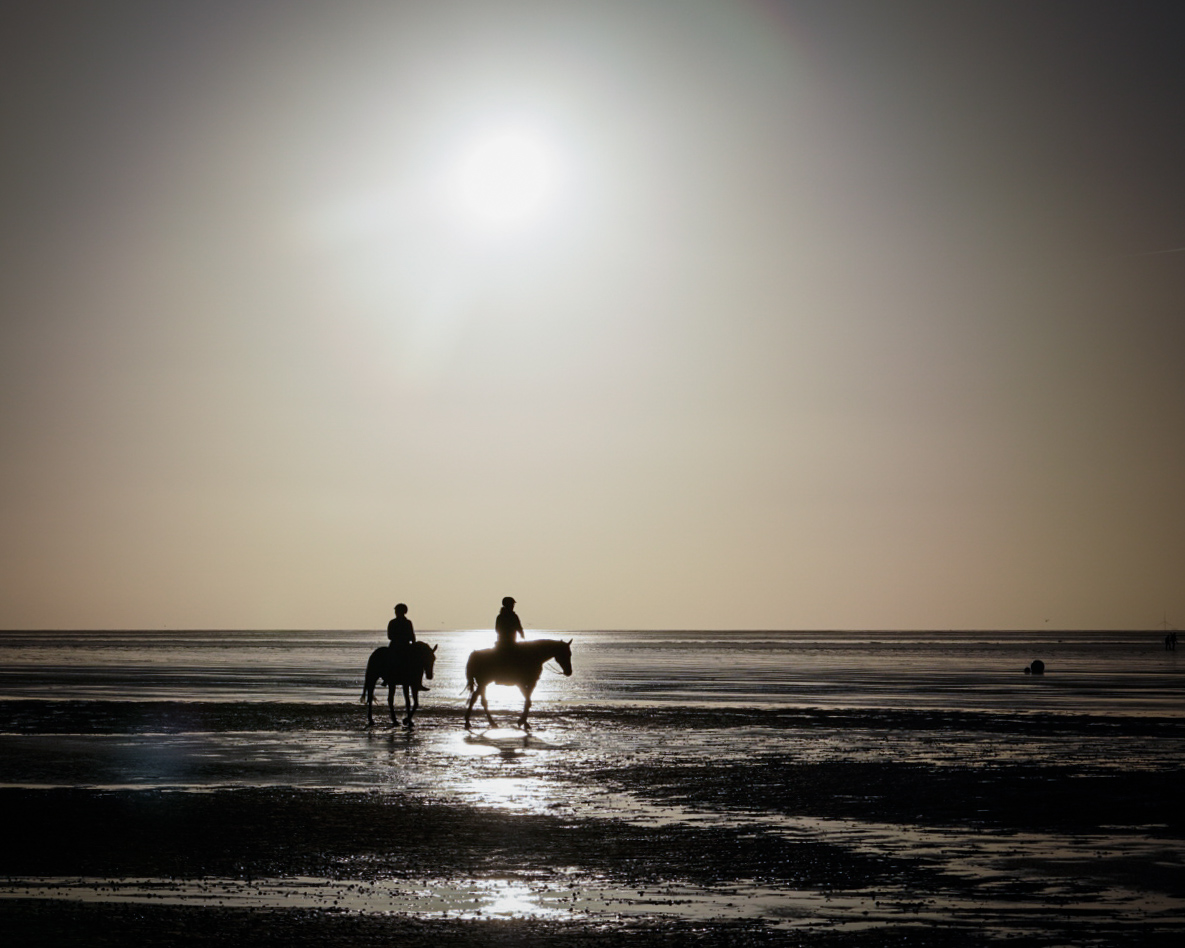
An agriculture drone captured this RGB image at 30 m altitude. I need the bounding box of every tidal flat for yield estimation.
[2,699,1183,947]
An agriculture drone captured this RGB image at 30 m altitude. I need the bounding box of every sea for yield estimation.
[0,627,1179,713]
[1,628,1182,938]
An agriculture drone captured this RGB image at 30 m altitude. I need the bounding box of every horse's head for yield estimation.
[555,639,573,676]
[421,642,438,680]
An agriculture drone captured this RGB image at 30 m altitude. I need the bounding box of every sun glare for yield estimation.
[447,124,564,235]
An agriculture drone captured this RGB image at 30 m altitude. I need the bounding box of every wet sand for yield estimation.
[2,701,1183,946]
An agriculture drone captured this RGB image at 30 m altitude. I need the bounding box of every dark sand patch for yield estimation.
[590,758,1185,837]
[0,787,952,946]
[0,788,906,887]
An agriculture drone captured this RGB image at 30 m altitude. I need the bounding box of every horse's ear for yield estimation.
[432,644,439,652]
[566,638,572,645]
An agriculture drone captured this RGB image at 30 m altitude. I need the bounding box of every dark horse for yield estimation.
[362,641,438,727]
[464,638,572,730]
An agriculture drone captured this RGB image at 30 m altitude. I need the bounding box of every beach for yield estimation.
[7,4,1185,944]
[1,631,1182,945]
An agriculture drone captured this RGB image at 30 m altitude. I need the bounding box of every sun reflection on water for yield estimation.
[458,775,552,813]
[475,879,561,919]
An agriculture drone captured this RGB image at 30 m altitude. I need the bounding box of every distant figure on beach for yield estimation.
[1166,631,1177,651]
[1025,659,1045,675]
[387,604,426,690]
[495,596,524,651]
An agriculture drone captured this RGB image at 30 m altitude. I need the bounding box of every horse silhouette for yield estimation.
[464,638,573,730]
[362,641,438,727]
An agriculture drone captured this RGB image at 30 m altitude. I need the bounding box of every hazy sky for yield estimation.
[2,1,1183,631]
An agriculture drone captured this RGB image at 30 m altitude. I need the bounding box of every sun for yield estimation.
[447,124,564,235]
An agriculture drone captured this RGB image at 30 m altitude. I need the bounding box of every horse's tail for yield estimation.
[461,653,476,696]
[360,650,378,703]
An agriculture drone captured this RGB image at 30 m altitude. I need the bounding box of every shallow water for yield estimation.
[2,712,1183,937]
[3,718,1183,938]
[0,628,1180,713]
[1,629,1182,940]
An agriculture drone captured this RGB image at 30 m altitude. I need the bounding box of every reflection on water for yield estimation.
[462,728,564,757]
[0,873,881,925]
[3,714,1183,792]
[480,879,554,918]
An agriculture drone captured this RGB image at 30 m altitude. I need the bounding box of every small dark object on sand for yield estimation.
[1025,659,1046,675]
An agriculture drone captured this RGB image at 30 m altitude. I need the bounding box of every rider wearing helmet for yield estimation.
[388,603,415,648]
[387,603,427,690]
[495,596,524,651]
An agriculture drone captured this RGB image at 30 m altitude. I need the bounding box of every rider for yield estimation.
[387,603,428,690]
[495,596,524,651]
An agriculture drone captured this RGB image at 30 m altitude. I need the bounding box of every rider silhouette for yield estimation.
[495,596,524,651]
[387,603,427,690]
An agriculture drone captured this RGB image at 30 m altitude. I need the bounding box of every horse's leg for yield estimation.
[480,685,496,728]
[517,686,533,730]
[464,686,481,730]
[402,683,414,728]
[363,659,377,727]
[387,685,397,725]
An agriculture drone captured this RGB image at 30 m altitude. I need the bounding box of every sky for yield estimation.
[2,0,1183,632]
